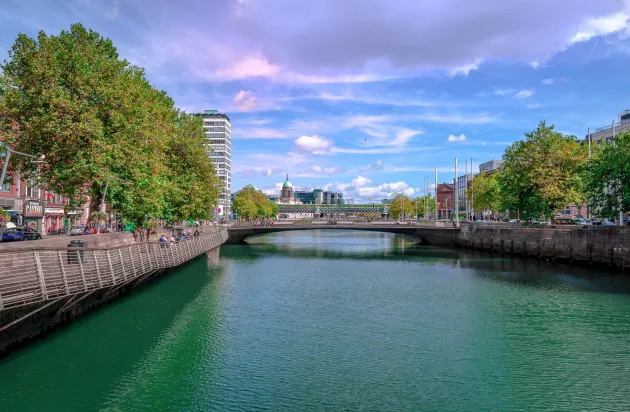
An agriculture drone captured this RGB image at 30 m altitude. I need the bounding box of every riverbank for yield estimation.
[457,223,630,271]
[0,229,228,356]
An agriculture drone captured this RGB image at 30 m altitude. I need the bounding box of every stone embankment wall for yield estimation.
[458,223,630,269]
[0,228,228,356]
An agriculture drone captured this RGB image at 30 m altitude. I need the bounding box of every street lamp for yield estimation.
[0,144,44,189]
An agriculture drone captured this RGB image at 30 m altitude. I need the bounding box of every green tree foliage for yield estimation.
[498,122,587,221]
[0,209,9,223]
[388,194,414,220]
[0,24,219,226]
[467,171,501,216]
[158,112,221,222]
[584,132,630,220]
[413,194,436,218]
[234,185,278,220]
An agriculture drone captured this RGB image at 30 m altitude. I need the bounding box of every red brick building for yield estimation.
[436,183,454,220]
[0,175,86,234]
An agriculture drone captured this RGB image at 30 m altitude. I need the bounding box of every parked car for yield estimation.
[555,218,577,225]
[592,219,616,226]
[572,218,588,225]
[2,228,25,241]
[21,227,42,240]
[69,226,84,236]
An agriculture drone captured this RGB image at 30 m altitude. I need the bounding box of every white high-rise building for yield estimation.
[202,110,231,220]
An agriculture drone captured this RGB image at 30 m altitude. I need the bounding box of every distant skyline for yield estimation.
[2,0,630,201]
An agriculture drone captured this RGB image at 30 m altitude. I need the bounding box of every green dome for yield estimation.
[283,174,293,188]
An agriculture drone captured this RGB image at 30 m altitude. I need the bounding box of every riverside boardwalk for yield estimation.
[0,226,228,355]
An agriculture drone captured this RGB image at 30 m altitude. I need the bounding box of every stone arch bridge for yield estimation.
[226,224,460,247]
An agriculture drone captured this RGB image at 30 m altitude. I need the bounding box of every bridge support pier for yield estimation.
[206,246,221,265]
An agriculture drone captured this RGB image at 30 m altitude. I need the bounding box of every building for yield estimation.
[202,110,232,221]
[0,174,85,233]
[271,175,343,205]
[279,175,301,204]
[586,109,630,144]
[479,159,504,173]
[295,189,343,205]
[436,183,454,220]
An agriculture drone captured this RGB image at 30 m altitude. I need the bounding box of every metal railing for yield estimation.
[0,228,228,311]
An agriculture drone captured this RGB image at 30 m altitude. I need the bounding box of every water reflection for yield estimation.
[229,230,630,295]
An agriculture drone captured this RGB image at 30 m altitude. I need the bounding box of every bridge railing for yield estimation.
[0,228,228,311]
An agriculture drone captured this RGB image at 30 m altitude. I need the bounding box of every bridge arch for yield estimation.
[226,225,459,247]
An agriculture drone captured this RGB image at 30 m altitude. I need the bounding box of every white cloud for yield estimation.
[513,89,535,99]
[214,55,281,80]
[360,160,384,173]
[569,12,630,44]
[448,59,482,76]
[232,90,259,111]
[541,78,555,85]
[294,135,335,154]
[285,73,391,84]
[529,61,544,69]
[324,167,345,174]
[343,115,421,148]
[312,92,436,107]
[233,151,307,179]
[493,88,514,96]
[311,165,323,172]
[322,177,421,201]
[351,176,372,189]
[237,128,286,139]
[447,134,467,142]
[239,118,271,125]
[391,128,421,146]
[417,113,498,124]
[331,147,422,154]
[526,103,540,109]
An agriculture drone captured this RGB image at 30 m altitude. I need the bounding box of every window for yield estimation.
[0,180,10,192]
[26,185,39,198]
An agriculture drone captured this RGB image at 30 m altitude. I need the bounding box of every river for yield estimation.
[1,230,630,411]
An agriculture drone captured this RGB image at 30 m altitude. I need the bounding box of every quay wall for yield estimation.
[457,224,630,269]
[0,228,228,356]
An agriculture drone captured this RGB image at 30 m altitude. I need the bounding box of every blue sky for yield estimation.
[2,0,630,201]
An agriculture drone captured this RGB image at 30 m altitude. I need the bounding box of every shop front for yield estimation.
[23,200,45,234]
[44,206,65,234]
[65,211,81,230]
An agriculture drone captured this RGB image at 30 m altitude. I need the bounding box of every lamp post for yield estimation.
[0,144,44,189]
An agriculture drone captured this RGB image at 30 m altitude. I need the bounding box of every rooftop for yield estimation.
[202,109,230,121]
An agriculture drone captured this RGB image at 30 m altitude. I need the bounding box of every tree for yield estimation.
[584,132,630,220]
[498,121,588,221]
[158,112,220,222]
[413,194,436,218]
[0,24,176,225]
[233,185,278,220]
[467,171,501,218]
[388,194,414,220]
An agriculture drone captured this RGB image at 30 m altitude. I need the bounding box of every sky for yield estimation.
[1,0,630,202]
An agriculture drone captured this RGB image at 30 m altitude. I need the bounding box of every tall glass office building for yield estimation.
[202,110,231,220]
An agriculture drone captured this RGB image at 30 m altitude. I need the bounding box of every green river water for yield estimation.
[1,230,630,411]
